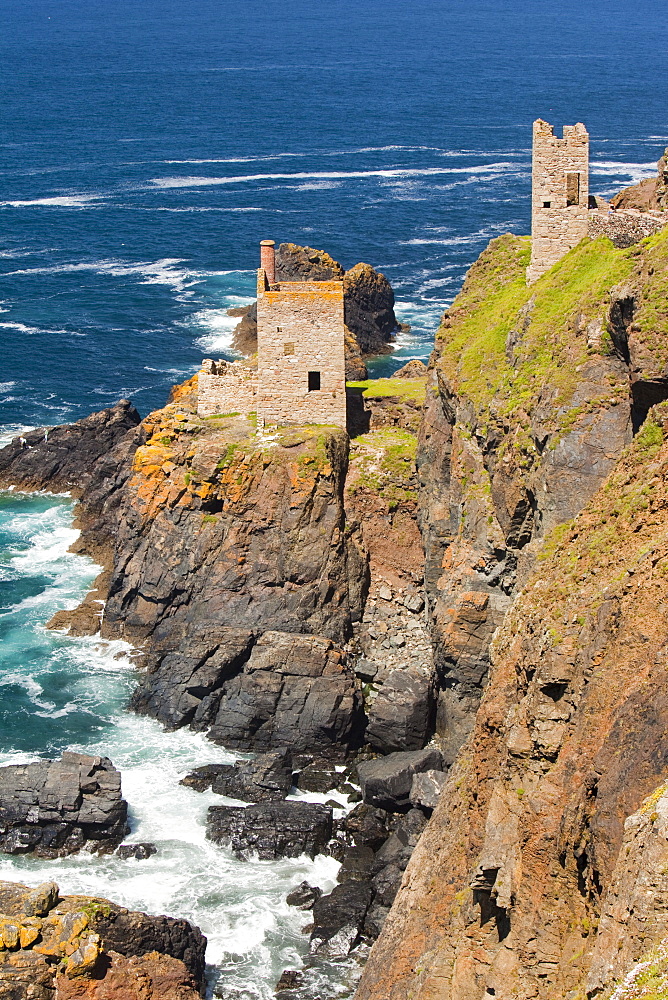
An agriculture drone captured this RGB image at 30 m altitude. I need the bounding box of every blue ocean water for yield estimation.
[0,0,667,995]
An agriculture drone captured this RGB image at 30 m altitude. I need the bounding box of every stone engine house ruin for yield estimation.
[528,119,666,284]
[527,119,590,284]
[197,240,347,428]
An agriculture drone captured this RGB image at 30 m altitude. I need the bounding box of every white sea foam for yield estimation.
[4,258,194,293]
[191,306,252,353]
[590,159,659,184]
[150,162,522,189]
[0,195,101,209]
[0,321,70,336]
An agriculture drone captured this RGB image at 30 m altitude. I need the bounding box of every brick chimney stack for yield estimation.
[260,240,276,285]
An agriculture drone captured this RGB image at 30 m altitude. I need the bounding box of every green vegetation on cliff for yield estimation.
[436,229,668,434]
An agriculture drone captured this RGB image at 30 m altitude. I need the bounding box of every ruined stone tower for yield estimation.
[197,240,347,428]
[527,119,590,284]
[255,240,347,427]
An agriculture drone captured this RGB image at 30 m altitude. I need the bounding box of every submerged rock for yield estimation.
[0,753,128,858]
[116,842,157,860]
[206,801,333,860]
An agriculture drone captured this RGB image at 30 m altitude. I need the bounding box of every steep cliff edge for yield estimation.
[356,227,668,1000]
[419,229,668,762]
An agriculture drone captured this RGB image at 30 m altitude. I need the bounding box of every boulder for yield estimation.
[338,803,395,850]
[0,753,128,858]
[206,801,332,859]
[409,769,448,811]
[285,882,322,910]
[54,951,202,999]
[116,843,157,860]
[357,748,443,812]
[295,758,340,794]
[365,666,435,753]
[337,845,375,883]
[309,880,374,957]
[210,750,293,802]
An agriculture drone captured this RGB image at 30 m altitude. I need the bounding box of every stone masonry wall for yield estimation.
[588,207,667,248]
[197,359,258,417]
[527,119,590,284]
[256,271,347,428]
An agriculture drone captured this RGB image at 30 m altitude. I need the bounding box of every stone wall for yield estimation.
[196,359,258,417]
[588,207,667,248]
[256,270,347,428]
[527,119,590,284]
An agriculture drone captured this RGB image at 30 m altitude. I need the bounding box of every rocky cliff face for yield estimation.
[418,230,668,763]
[611,146,668,211]
[355,227,668,1000]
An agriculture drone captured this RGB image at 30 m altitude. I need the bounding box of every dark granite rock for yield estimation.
[343,262,398,356]
[117,842,157,860]
[339,803,395,850]
[337,844,375,883]
[409,768,448,811]
[275,969,304,993]
[295,758,340,793]
[205,631,366,757]
[357,748,443,812]
[206,801,333,859]
[0,400,141,495]
[179,764,233,792]
[309,880,374,957]
[363,903,391,939]
[365,666,435,753]
[286,881,322,910]
[0,753,128,858]
[211,750,293,802]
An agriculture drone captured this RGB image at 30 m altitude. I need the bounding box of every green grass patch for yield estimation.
[346,377,427,404]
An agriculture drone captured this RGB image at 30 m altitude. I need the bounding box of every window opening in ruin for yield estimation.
[566,172,580,207]
[542,201,551,208]
[308,371,321,391]
[277,327,282,332]
[284,343,295,355]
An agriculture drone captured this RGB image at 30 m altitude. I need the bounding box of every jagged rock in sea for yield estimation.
[0,879,206,999]
[206,800,333,859]
[408,768,447,811]
[0,753,128,858]
[116,842,158,860]
[309,880,374,958]
[209,749,293,802]
[285,881,322,910]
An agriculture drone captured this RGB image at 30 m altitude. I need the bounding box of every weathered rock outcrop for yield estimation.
[0,400,141,496]
[231,243,399,369]
[0,393,370,756]
[0,753,128,858]
[0,879,205,999]
[611,145,668,212]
